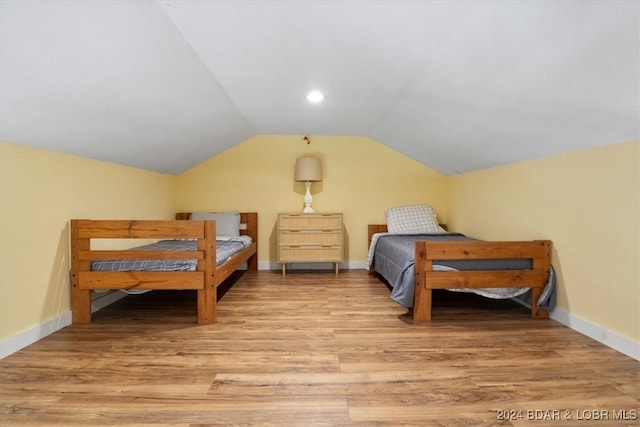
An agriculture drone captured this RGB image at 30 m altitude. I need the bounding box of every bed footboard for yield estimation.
[414,240,552,321]
[70,219,214,324]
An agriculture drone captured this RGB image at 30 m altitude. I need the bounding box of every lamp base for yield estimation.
[302,181,315,213]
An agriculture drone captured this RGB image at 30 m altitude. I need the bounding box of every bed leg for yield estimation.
[70,220,91,324]
[71,288,92,324]
[413,287,433,322]
[197,288,217,324]
[248,254,258,271]
[413,242,433,322]
[246,212,258,271]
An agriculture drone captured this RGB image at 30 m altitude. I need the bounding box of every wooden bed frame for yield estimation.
[70,212,258,325]
[367,224,552,321]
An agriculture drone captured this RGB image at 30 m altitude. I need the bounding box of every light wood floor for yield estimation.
[1,270,638,426]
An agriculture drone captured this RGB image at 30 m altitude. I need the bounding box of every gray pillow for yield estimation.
[189,211,240,237]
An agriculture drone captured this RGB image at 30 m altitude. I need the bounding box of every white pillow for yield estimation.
[189,211,240,237]
[384,204,441,234]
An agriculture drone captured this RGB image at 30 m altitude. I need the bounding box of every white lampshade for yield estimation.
[294,157,323,182]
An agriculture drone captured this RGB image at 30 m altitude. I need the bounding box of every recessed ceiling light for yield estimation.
[306,91,324,103]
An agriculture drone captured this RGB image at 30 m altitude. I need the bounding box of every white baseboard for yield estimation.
[0,291,127,360]
[0,310,72,360]
[550,308,639,361]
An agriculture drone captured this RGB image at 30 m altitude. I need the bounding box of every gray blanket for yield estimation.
[368,233,555,310]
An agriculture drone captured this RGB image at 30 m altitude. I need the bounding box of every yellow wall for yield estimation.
[175,135,448,263]
[448,140,640,341]
[0,141,175,341]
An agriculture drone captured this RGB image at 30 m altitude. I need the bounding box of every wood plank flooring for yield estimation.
[1,270,638,426]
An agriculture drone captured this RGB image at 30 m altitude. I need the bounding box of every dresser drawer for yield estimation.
[279,247,343,262]
[278,214,342,230]
[279,230,342,246]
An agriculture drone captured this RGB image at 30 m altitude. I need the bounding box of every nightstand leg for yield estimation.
[335,263,339,275]
[282,264,286,277]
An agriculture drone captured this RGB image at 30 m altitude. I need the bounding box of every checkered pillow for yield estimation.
[385,204,441,234]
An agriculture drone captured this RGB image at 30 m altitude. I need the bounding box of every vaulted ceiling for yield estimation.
[1,0,638,175]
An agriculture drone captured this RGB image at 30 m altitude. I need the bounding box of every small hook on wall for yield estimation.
[303,135,311,144]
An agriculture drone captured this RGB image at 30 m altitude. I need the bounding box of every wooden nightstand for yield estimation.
[277,213,344,276]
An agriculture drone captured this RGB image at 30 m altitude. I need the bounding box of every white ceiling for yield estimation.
[1,0,638,175]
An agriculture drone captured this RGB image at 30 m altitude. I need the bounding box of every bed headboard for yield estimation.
[176,212,258,242]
